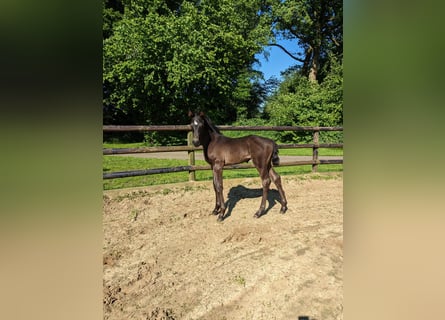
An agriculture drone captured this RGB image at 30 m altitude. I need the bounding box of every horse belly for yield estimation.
[223,145,251,165]
[207,137,251,165]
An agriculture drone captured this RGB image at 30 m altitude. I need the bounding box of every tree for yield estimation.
[231,69,275,120]
[264,57,343,143]
[103,0,273,144]
[260,0,343,143]
[103,0,124,39]
[271,0,342,83]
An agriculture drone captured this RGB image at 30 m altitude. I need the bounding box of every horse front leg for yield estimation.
[212,161,226,221]
[211,172,220,215]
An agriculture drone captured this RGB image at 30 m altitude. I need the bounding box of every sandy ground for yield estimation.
[103,173,343,320]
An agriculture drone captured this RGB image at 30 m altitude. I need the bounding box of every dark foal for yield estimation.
[188,111,288,221]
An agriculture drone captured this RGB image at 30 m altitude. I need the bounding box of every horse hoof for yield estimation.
[217,215,224,222]
[253,212,261,218]
[280,206,288,214]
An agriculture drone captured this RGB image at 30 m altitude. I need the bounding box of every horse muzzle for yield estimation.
[192,139,200,147]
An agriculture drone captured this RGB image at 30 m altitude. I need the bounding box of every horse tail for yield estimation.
[272,142,280,166]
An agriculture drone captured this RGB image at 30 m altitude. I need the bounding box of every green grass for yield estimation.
[103,142,343,156]
[103,155,342,190]
[103,156,195,189]
[234,275,246,287]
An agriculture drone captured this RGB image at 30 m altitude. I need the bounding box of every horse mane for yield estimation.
[202,114,221,134]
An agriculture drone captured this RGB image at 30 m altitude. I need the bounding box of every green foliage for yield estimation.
[143,131,185,146]
[264,58,343,143]
[103,0,124,39]
[231,71,267,120]
[103,0,273,143]
[224,118,276,140]
[103,0,343,147]
[271,0,343,82]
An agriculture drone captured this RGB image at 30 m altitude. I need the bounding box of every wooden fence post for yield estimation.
[187,131,196,181]
[312,131,319,173]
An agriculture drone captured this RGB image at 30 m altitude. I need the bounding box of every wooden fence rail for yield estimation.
[103,125,343,132]
[102,143,343,155]
[103,125,343,181]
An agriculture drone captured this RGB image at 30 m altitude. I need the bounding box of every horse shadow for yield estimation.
[223,185,282,220]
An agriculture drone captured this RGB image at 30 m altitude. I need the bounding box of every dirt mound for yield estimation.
[103,173,343,319]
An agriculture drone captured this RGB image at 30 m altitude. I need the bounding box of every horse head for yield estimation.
[188,110,206,147]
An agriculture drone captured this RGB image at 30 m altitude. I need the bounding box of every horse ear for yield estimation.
[199,111,205,117]
[188,110,194,118]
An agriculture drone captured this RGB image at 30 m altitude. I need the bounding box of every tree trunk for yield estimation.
[308,46,319,82]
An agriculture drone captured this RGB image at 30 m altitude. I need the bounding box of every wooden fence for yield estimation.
[103,125,343,181]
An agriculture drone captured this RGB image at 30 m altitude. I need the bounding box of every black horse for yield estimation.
[188,111,288,221]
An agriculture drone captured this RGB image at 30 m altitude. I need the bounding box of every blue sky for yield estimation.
[254,38,302,81]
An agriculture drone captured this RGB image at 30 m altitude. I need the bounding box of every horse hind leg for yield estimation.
[254,168,271,218]
[269,168,288,213]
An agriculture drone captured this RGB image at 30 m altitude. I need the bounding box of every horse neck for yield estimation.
[200,123,220,162]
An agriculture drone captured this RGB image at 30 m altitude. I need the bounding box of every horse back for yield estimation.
[208,134,276,166]
[244,135,277,161]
